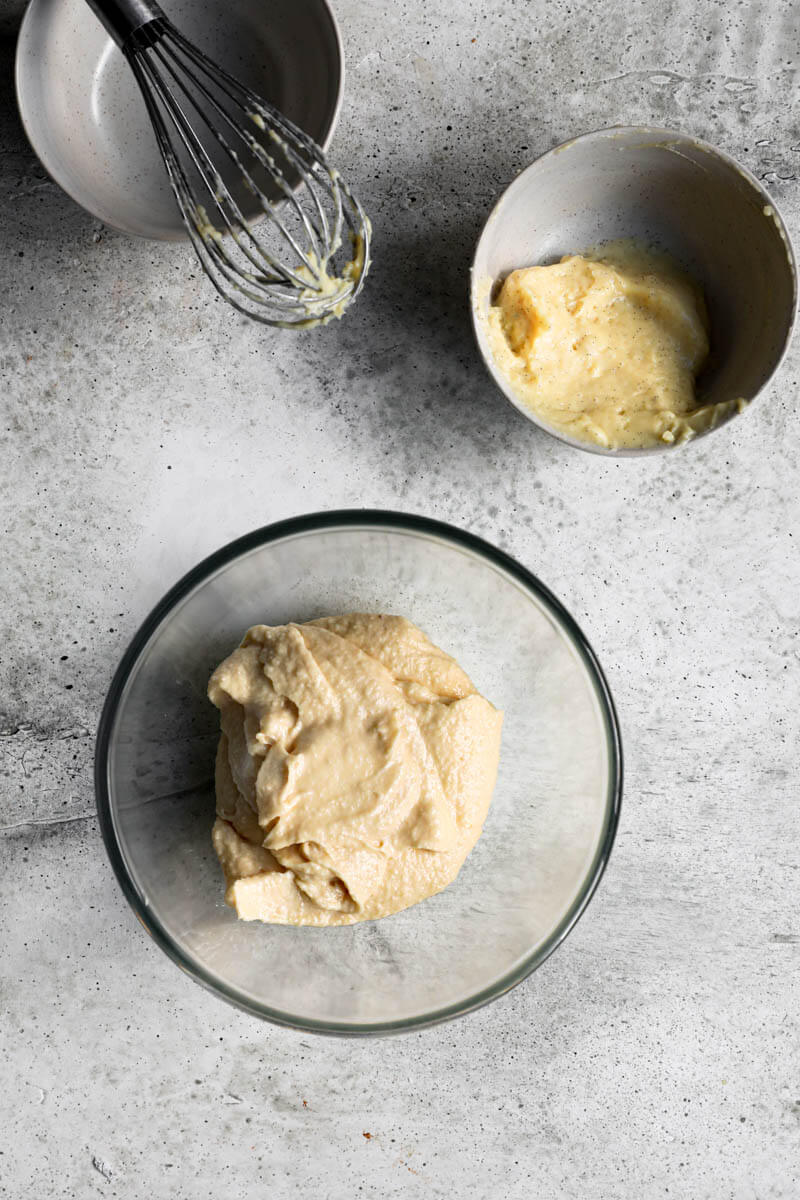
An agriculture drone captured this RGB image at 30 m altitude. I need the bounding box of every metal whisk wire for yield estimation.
[86,0,370,327]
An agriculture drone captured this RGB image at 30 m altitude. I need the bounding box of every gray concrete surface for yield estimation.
[2,0,799,1196]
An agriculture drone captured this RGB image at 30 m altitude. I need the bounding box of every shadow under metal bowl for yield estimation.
[15,0,343,239]
[471,126,797,456]
[95,511,622,1035]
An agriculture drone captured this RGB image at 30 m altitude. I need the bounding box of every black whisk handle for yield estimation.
[85,0,167,50]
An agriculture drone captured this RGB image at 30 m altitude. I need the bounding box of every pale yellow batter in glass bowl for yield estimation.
[96,511,621,1034]
[209,615,503,926]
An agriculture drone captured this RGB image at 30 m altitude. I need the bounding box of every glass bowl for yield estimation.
[96,511,622,1034]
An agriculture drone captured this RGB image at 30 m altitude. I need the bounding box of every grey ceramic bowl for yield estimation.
[471,126,797,456]
[15,0,343,239]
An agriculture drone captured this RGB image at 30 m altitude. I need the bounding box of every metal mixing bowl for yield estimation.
[471,126,797,456]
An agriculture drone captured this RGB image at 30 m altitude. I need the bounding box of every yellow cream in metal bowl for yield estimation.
[487,242,742,449]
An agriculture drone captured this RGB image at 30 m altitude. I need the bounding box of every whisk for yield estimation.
[86,0,370,327]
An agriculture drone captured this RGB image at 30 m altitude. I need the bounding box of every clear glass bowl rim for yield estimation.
[95,509,623,1036]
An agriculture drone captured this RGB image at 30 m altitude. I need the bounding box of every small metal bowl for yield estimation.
[15,0,343,240]
[471,126,797,456]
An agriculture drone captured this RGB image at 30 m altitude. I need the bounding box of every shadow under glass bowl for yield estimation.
[95,511,622,1035]
[15,0,343,239]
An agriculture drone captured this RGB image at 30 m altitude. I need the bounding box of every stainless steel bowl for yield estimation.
[471,126,797,456]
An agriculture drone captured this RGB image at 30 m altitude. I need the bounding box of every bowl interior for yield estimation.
[16,0,342,239]
[99,519,619,1032]
[472,128,796,448]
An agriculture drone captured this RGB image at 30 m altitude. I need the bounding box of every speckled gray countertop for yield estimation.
[1,0,799,1195]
